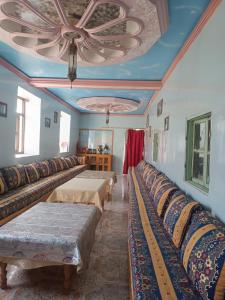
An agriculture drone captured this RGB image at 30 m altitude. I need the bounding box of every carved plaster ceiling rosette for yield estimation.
[0,0,169,66]
[77,97,140,113]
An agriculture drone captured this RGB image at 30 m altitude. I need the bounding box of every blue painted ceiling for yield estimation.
[0,0,210,114]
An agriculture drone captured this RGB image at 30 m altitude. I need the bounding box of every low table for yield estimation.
[76,170,117,200]
[0,202,100,293]
[47,177,109,212]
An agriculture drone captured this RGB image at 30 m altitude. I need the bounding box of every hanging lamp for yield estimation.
[68,38,77,88]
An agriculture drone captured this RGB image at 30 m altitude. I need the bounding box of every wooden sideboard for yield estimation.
[78,154,113,171]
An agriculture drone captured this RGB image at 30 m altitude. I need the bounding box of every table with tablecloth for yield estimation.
[47,177,109,212]
[0,202,101,270]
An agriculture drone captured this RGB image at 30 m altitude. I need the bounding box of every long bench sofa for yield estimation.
[0,155,87,225]
[128,161,225,300]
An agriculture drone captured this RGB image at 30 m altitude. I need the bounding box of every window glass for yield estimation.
[186,113,211,192]
[59,111,71,152]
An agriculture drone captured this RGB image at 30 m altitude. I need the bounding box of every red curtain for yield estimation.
[123,129,145,174]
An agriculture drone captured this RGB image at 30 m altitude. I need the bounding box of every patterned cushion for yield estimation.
[68,156,77,166]
[24,164,40,184]
[181,225,225,300]
[149,175,170,199]
[137,160,148,172]
[35,161,51,178]
[153,183,178,218]
[2,165,27,190]
[0,171,8,195]
[52,158,64,172]
[48,159,58,174]
[163,192,199,248]
[76,156,86,165]
[60,157,70,170]
[64,157,74,168]
[181,209,225,261]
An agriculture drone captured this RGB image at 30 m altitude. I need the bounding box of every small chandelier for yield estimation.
[106,108,110,124]
[68,38,77,88]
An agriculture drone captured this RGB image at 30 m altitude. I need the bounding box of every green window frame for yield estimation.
[186,113,211,192]
[153,132,159,162]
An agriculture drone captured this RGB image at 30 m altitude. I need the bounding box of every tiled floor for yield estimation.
[0,175,129,300]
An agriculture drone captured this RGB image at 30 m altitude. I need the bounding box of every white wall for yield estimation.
[145,1,225,222]
[79,114,145,174]
[0,65,80,167]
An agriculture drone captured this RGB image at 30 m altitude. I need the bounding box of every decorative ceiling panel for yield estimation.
[0,0,169,66]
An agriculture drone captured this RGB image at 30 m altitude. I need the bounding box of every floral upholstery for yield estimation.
[69,156,78,166]
[76,156,86,165]
[0,171,8,195]
[64,157,74,168]
[0,165,87,221]
[48,159,58,174]
[2,165,27,190]
[163,192,199,248]
[52,158,64,172]
[24,164,40,184]
[35,160,51,178]
[149,175,171,199]
[181,225,225,300]
[153,183,178,218]
[128,167,201,300]
[60,157,70,170]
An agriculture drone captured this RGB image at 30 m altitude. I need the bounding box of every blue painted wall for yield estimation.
[79,114,145,174]
[145,1,225,222]
[0,65,80,168]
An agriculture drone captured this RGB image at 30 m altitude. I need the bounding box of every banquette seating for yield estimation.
[128,161,225,300]
[0,155,87,225]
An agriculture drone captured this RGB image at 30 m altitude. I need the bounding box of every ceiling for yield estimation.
[0,0,211,114]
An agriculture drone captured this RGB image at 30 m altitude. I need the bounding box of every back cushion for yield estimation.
[69,156,77,166]
[24,164,40,184]
[181,221,225,300]
[163,192,199,248]
[64,157,74,168]
[48,159,58,174]
[153,183,178,218]
[60,157,69,170]
[52,158,64,172]
[76,156,86,165]
[149,175,170,199]
[35,161,51,178]
[2,165,27,190]
[0,171,8,194]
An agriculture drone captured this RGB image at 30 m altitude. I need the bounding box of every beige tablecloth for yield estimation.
[47,178,109,212]
[76,170,117,186]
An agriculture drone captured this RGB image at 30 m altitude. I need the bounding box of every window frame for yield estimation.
[15,96,27,154]
[185,112,211,192]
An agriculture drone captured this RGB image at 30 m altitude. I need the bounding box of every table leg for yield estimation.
[0,262,7,289]
[63,265,74,294]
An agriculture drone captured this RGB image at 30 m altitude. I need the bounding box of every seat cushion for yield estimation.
[181,223,225,300]
[0,171,8,195]
[24,164,40,183]
[2,165,27,190]
[163,192,199,248]
[35,161,51,178]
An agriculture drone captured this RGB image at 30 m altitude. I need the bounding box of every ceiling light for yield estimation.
[68,39,77,88]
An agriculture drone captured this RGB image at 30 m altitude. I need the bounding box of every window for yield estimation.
[153,132,159,162]
[15,97,26,154]
[59,111,71,152]
[15,87,41,157]
[186,113,211,192]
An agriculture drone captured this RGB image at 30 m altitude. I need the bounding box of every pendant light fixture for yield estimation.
[68,38,77,88]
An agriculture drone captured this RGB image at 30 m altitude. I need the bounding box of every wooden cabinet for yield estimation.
[78,154,113,171]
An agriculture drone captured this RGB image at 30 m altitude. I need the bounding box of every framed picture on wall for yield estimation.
[0,101,7,117]
[157,99,163,117]
[45,117,51,128]
[164,116,169,131]
[54,111,58,123]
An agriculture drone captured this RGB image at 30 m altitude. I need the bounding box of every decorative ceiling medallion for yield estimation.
[0,0,169,66]
[76,97,140,112]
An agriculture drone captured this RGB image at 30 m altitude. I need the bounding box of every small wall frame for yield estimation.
[157,99,163,117]
[164,116,169,131]
[0,101,7,118]
[54,111,58,123]
[45,117,51,128]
